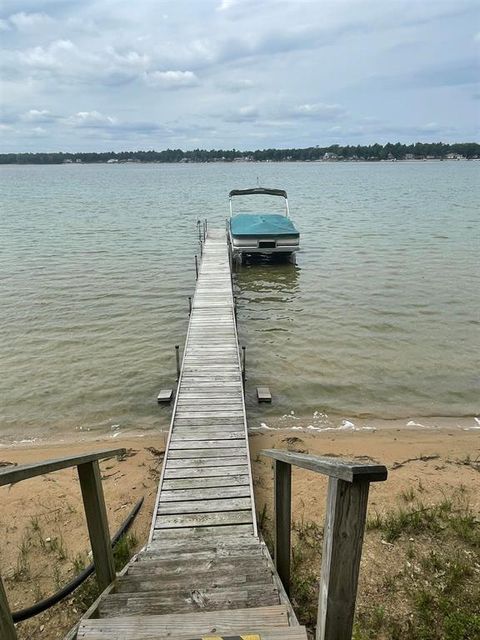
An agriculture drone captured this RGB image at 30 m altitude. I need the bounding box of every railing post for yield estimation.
[316,477,370,640]
[194,254,198,279]
[77,460,116,593]
[0,575,16,640]
[188,296,192,315]
[274,459,291,595]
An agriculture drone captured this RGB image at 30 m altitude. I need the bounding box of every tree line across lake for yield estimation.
[1,142,478,164]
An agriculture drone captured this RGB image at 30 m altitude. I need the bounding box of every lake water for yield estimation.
[1,161,479,444]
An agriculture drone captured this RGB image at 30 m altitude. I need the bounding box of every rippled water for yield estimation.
[0,162,479,443]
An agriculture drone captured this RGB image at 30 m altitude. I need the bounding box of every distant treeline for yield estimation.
[1,142,479,164]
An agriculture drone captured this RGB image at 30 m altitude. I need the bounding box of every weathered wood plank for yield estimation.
[79,627,306,640]
[77,606,290,637]
[261,449,388,483]
[170,431,245,441]
[163,465,249,479]
[175,411,244,419]
[157,497,252,514]
[115,570,270,593]
[155,510,253,529]
[168,447,246,459]
[173,417,245,425]
[166,457,247,469]
[0,448,125,486]
[127,556,264,576]
[161,475,250,490]
[98,585,279,616]
[169,439,246,449]
[274,459,292,596]
[317,478,370,640]
[77,460,116,591]
[159,485,251,501]
[151,523,254,541]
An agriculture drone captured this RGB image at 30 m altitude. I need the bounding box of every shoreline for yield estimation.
[1,412,478,450]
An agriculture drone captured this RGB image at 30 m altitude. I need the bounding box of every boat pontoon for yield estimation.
[227,187,300,260]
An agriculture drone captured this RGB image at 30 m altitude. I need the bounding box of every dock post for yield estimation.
[175,345,181,380]
[194,255,198,279]
[197,219,202,243]
[188,296,192,315]
[0,575,17,640]
[241,346,246,385]
[234,296,237,324]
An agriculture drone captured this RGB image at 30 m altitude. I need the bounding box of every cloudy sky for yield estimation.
[0,0,478,152]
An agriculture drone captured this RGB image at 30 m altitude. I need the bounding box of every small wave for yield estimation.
[464,417,480,431]
[406,420,427,428]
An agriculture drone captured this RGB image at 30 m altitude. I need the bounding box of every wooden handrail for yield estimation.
[261,449,387,483]
[0,448,126,639]
[0,448,125,486]
[260,449,388,640]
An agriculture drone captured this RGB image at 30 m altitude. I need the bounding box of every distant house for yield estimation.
[63,159,73,163]
[323,152,338,161]
[107,158,118,163]
[445,153,465,160]
[405,153,414,160]
[75,159,82,163]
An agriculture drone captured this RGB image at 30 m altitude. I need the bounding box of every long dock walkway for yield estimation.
[77,230,307,638]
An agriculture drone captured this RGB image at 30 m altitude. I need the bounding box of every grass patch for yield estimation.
[261,488,479,639]
[113,531,138,571]
[72,531,139,614]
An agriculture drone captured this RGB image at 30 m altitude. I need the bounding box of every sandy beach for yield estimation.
[0,425,478,638]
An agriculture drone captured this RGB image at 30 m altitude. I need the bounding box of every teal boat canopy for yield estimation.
[230,213,299,238]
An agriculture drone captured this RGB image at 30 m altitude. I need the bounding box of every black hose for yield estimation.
[12,496,144,623]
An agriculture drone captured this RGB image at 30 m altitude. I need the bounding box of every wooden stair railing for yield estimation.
[0,448,126,640]
[261,449,388,640]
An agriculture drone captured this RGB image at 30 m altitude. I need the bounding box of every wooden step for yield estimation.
[77,605,293,638]
[127,556,269,577]
[79,626,308,640]
[138,544,263,562]
[143,536,260,557]
[99,584,280,616]
[151,524,255,541]
[116,568,274,593]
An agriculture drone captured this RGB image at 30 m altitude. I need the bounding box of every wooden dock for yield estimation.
[76,229,307,638]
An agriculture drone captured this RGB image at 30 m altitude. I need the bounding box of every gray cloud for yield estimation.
[0,0,477,151]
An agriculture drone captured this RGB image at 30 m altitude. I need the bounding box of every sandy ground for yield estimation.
[0,426,478,639]
[250,427,480,525]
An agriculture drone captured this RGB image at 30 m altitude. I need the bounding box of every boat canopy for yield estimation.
[230,214,299,238]
[229,187,288,199]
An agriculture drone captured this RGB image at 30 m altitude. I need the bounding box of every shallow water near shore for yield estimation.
[1,161,479,444]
